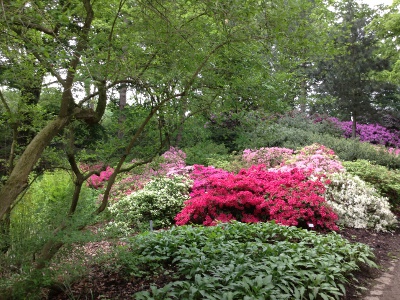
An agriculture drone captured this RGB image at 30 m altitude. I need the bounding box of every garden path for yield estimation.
[363,257,400,300]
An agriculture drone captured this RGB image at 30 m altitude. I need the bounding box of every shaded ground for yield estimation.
[47,226,400,300]
[341,227,400,299]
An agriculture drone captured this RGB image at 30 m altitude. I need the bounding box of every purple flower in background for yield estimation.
[327,118,400,148]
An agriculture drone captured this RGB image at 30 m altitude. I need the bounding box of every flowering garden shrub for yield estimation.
[175,164,339,231]
[189,164,231,192]
[329,118,400,148]
[388,147,400,156]
[242,147,293,168]
[107,176,191,235]
[91,147,191,199]
[343,160,400,207]
[87,166,114,189]
[325,172,397,231]
[158,147,188,176]
[276,143,344,176]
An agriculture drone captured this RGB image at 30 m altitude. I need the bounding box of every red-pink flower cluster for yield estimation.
[175,164,339,231]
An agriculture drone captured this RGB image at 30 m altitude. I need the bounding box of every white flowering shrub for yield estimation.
[325,172,397,231]
[107,176,191,235]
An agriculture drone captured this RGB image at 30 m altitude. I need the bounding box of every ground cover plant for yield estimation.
[113,222,376,300]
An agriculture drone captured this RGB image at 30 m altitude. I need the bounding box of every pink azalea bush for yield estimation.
[87,147,192,198]
[388,147,400,156]
[189,164,231,192]
[242,147,294,168]
[87,166,114,189]
[275,143,344,176]
[175,164,339,231]
[159,147,191,176]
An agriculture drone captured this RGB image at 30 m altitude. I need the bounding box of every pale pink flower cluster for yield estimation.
[160,147,192,176]
[274,144,344,176]
[109,147,192,200]
[242,147,294,168]
[388,147,400,156]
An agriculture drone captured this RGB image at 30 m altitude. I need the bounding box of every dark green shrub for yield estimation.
[184,142,229,165]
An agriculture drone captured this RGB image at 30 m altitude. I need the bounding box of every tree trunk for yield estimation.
[118,83,127,139]
[0,208,11,253]
[0,116,70,219]
[352,112,357,139]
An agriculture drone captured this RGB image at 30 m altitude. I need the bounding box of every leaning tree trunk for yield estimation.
[0,116,70,219]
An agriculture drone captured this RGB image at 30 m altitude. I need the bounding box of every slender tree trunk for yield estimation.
[118,83,127,139]
[352,111,357,139]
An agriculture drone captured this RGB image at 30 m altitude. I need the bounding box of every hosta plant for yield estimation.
[115,222,376,300]
[325,173,397,231]
[106,176,191,235]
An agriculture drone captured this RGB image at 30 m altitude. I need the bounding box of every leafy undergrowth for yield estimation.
[49,222,378,300]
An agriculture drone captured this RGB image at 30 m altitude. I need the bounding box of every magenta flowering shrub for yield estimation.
[242,147,294,168]
[275,143,344,176]
[175,164,339,231]
[328,118,400,148]
[87,166,114,189]
[189,164,231,192]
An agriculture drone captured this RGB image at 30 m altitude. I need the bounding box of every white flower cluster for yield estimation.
[325,173,397,231]
[106,175,191,235]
